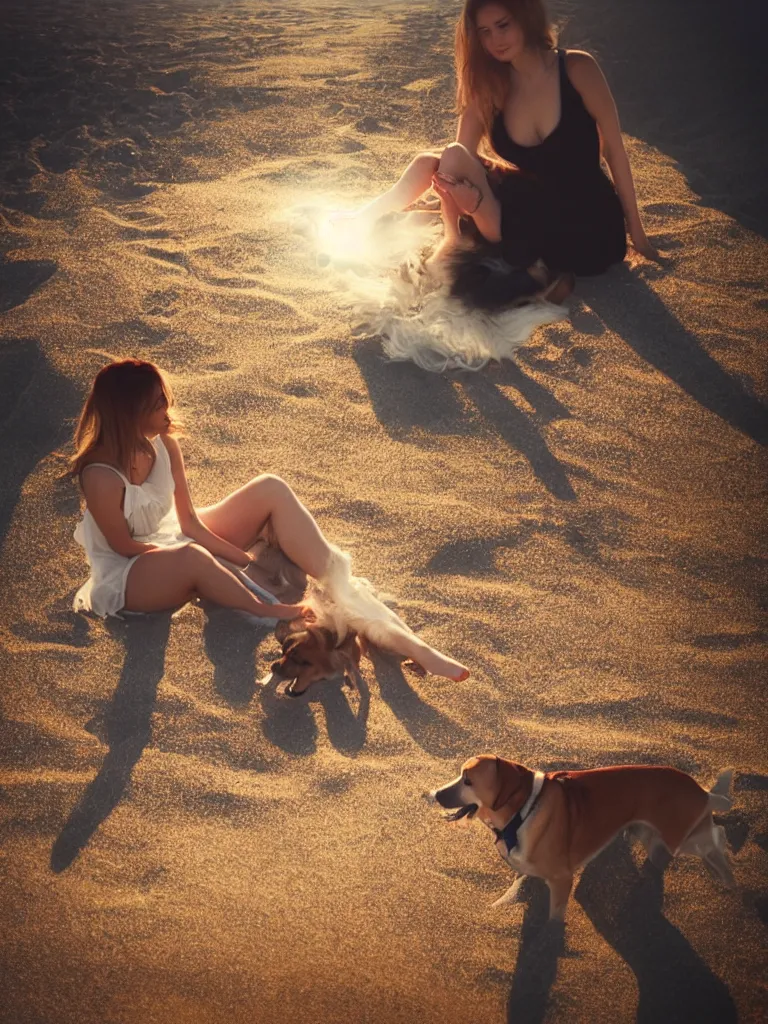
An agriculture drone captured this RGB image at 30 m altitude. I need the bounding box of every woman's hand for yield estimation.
[629,229,661,262]
[273,603,316,623]
[297,603,316,623]
[432,172,482,216]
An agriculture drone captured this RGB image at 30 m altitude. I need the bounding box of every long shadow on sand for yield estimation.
[367,649,472,758]
[202,612,318,757]
[258,677,371,759]
[556,0,767,236]
[0,337,81,550]
[203,612,370,757]
[315,677,371,757]
[505,880,566,1024]
[51,613,172,873]
[575,840,738,1023]
[353,338,576,500]
[581,268,768,445]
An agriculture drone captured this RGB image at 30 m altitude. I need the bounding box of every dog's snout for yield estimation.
[434,783,461,809]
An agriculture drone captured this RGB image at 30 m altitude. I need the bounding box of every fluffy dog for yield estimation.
[433,754,734,921]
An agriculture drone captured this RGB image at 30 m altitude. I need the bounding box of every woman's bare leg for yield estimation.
[123,543,301,618]
[436,142,501,243]
[198,474,333,579]
[391,630,470,682]
[199,476,470,681]
[426,188,466,268]
[352,152,440,226]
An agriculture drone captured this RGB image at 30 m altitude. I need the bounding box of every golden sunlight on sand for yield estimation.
[0,1,766,1022]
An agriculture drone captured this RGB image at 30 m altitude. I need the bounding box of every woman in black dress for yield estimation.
[351,0,658,303]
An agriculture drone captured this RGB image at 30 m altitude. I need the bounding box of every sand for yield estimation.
[1,1,766,1021]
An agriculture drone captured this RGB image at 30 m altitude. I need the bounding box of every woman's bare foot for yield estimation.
[417,649,470,682]
[540,271,575,305]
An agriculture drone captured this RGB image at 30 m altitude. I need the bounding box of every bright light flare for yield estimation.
[282,198,441,275]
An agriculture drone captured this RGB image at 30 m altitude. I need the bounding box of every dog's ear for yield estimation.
[492,756,524,811]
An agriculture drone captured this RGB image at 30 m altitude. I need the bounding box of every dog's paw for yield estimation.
[492,877,526,907]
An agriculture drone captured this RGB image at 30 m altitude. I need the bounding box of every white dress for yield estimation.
[73,435,189,618]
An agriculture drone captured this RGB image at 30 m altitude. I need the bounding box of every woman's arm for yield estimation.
[456,103,485,156]
[81,468,159,558]
[566,51,659,260]
[161,434,253,568]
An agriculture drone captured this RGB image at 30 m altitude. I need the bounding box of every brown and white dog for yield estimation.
[433,754,734,921]
[268,619,429,697]
[269,622,366,697]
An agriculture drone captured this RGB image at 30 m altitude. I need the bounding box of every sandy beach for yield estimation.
[1,1,766,1021]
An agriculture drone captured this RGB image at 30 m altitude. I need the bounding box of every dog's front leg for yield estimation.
[342,667,361,693]
[492,875,526,907]
[546,875,573,921]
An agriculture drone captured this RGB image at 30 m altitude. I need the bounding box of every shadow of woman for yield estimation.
[575,839,738,1023]
[459,374,577,501]
[50,613,172,873]
[581,268,768,445]
[367,649,472,758]
[505,878,566,1024]
[202,609,271,707]
[353,336,577,500]
[201,609,320,757]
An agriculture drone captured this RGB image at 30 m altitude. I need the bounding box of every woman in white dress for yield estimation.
[70,358,469,682]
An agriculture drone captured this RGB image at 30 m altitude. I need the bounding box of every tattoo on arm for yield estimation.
[460,179,484,215]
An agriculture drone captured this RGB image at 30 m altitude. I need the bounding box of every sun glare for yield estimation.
[281,198,441,275]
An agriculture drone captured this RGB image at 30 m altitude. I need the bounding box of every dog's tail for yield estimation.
[446,244,541,312]
[707,769,734,813]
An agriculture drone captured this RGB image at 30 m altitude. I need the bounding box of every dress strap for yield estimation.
[556,48,577,106]
[154,433,171,466]
[80,462,131,487]
[558,49,579,87]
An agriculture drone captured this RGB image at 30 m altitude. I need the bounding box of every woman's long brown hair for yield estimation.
[455,0,558,156]
[68,359,177,481]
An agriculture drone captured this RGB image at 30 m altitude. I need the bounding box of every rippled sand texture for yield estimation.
[1,1,766,1022]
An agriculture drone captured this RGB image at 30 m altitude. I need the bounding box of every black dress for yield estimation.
[488,49,627,276]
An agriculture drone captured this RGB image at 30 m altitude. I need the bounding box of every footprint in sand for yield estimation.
[37,140,83,174]
[283,381,320,398]
[135,245,190,273]
[354,116,388,133]
[338,138,366,153]
[334,499,388,525]
[105,317,171,347]
[143,288,180,317]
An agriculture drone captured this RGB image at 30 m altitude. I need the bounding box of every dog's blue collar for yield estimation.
[493,771,545,852]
